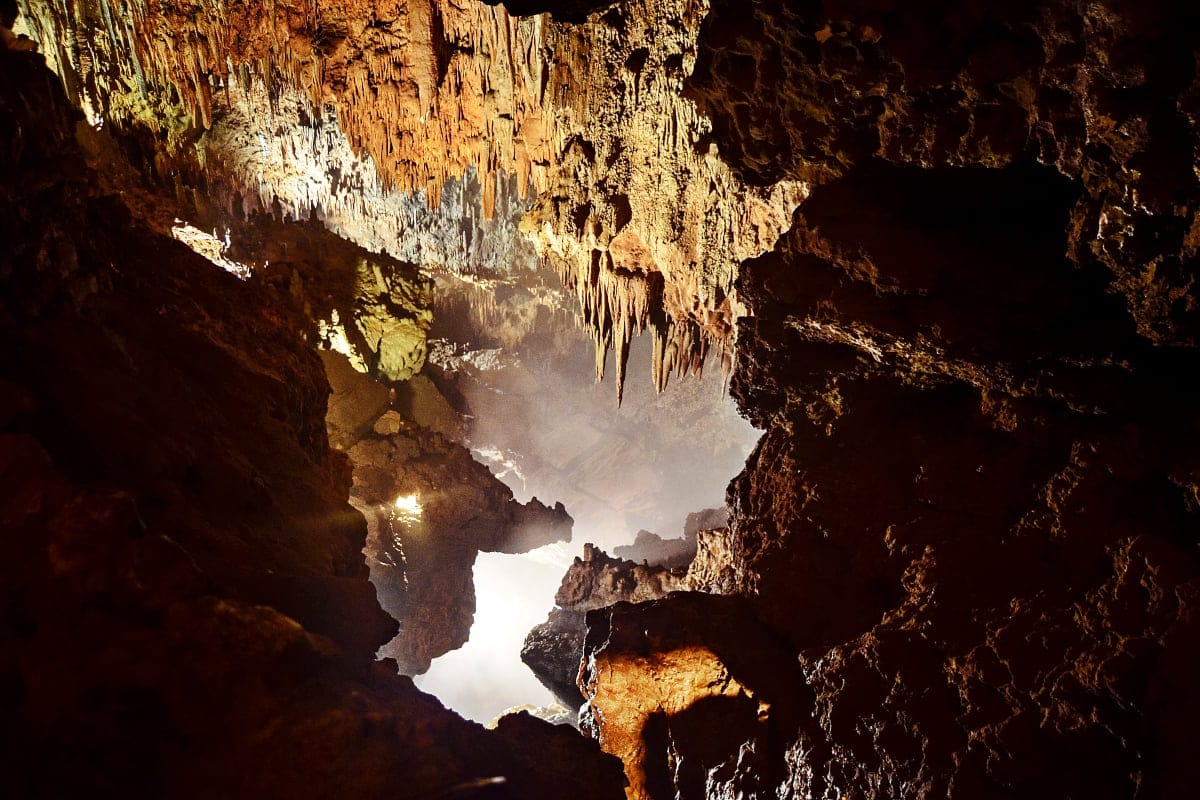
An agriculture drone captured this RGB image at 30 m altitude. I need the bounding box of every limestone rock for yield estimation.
[579,593,805,800]
[342,365,574,673]
[0,45,623,799]
[522,544,689,708]
[612,529,697,568]
[611,508,729,567]
[554,2,1200,797]
[17,0,807,400]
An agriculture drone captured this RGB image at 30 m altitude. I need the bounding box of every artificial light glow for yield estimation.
[415,548,563,722]
[393,493,423,522]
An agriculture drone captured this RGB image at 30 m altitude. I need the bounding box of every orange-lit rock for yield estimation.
[525,0,806,400]
[579,594,804,800]
[17,0,554,209]
[17,0,807,399]
[522,544,690,706]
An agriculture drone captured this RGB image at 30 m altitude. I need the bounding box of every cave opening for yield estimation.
[409,283,761,723]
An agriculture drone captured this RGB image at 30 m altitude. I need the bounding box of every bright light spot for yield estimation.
[170,220,253,280]
[393,493,423,522]
[317,309,368,372]
[415,547,565,723]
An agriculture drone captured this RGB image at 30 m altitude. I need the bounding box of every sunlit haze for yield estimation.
[414,546,573,723]
[416,325,761,723]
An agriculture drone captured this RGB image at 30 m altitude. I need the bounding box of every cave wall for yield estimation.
[576,2,1200,798]
[0,40,625,799]
[7,0,1200,798]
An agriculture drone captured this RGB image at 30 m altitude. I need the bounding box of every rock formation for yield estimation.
[327,352,574,674]
[8,0,1200,798]
[571,2,1200,799]
[0,41,625,798]
[522,544,690,708]
[612,507,729,567]
[15,0,806,402]
[579,593,805,800]
[522,0,806,401]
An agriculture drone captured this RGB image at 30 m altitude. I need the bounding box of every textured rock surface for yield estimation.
[11,0,1200,797]
[579,594,805,800]
[521,0,806,401]
[522,544,689,708]
[0,43,625,799]
[575,2,1200,799]
[717,159,1200,798]
[16,0,806,399]
[16,0,554,209]
[328,354,574,674]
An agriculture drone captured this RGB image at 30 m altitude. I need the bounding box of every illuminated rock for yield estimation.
[328,357,573,674]
[9,0,1200,796]
[0,44,623,798]
[579,593,804,800]
[17,0,806,400]
[522,543,690,708]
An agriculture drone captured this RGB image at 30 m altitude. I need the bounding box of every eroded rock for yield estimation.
[522,544,690,708]
[0,43,624,799]
[579,593,806,800]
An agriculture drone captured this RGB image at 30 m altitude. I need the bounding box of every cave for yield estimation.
[2,0,1198,799]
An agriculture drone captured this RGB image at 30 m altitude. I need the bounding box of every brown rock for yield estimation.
[0,46,623,800]
[579,593,805,800]
[522,544,690,709]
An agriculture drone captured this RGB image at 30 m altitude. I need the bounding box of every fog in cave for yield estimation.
[417,297,761,722]
[415,548,567,723]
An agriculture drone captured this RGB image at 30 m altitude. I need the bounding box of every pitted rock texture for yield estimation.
[579,593,806,800]
[688,0,1200,343]
[570,2,1200,798]
[0,43,625,800]
[522,544,689,708]
[717,157,1200,799]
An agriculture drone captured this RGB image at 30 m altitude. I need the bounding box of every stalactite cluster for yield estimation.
[17,0,805,400]
[17,0,554,208]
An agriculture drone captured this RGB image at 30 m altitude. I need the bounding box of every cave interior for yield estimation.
[1,0,1199,798]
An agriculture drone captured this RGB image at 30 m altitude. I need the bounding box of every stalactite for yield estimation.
[17,0,804,405]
